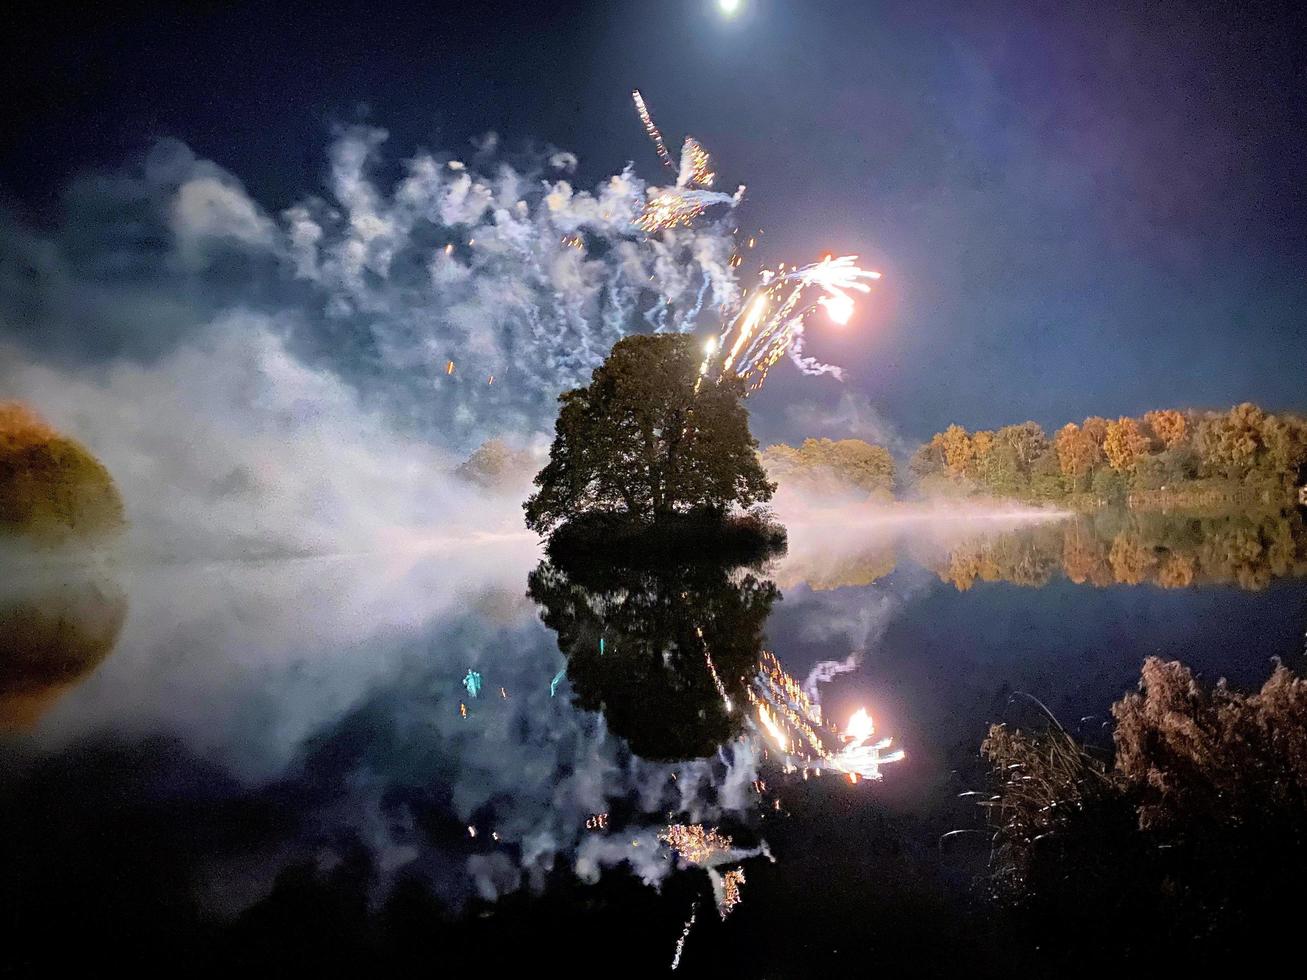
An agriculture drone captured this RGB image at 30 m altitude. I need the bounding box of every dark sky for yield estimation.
[2,0,1304,441]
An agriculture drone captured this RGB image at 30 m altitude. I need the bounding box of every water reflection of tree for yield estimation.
[526,559,779,762]
[936,510,1307,592]
[0,573,127,728]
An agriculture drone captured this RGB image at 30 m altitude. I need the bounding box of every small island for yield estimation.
[0,401,125,544]
[524,334,785,563]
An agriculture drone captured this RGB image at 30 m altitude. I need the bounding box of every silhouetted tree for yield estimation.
[524,335,773,534]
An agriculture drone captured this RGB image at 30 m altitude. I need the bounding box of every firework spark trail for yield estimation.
[749,651,904,782]
[710,867,746,919]
[696,624,734,713]
[670,902,697,971]
[627,90,884,392]
[633,89,674,172]
[711,254,883,390]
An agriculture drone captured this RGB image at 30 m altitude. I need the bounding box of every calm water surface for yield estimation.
[3,509,1305,974]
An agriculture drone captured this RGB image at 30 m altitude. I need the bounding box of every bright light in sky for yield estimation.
[718,0,741,16]
[703,336,718,354]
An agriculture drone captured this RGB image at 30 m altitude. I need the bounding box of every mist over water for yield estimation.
[3,491,1306,975]
[0,119,748,560]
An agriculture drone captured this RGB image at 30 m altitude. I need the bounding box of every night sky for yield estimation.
[2,0,1303,443]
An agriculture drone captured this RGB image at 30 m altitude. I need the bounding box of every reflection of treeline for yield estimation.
[0,402,125,542]
[760,438,895,499]
[910,403,1307,506]
[935,509,1307,592]
[981,658,1307,969]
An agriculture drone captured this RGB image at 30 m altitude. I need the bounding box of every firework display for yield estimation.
[714,867,746,919]
[708,254,882,390]
[670,902,697,971]
[750,651,905,781]
[630,90,882,391]
[659,823,735,866]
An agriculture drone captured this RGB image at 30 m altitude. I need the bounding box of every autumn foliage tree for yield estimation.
[760,437,895,498]
[911,402,1307,505]
[1054,423,1101,490]
[0,402,125,542]
[524,335,774,535]
[1144,409,1187,449]
[1103,417,1151,472]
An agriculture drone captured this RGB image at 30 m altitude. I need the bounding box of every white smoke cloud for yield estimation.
[14,545,765,908]
[1,122,742,460]
[0,318,506,558]
[171,175,278,263]
[0,114,788,911]
[785,390,908,454]
[0,119,753,557]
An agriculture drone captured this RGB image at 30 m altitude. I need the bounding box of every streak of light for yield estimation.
[671,902,697,971]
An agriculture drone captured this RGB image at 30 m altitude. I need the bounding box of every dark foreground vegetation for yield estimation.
[0,402,124,543]
[981,657,1307,969]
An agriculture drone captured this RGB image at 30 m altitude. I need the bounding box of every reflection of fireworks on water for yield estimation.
[750,652,905,781]
[712,867,746,919]
[631,91,881,391]
[660,825,768,966]
[660,823,734,865]
[696,624,734,713]
[670,902,697,971]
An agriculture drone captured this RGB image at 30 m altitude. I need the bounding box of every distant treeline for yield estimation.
[760,438,895,498]
[909,403,1307,506]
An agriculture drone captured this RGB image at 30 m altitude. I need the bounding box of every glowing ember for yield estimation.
[659,824,734,866]
[846,707,875,742]
[717,867,746,918]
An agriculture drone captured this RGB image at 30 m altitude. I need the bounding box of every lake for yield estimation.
[3,506,1305,974]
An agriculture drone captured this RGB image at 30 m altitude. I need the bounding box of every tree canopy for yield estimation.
[524,334,774,534]
[0,402,125,542]
[453,438,537,493]
[760,437,895,499]
[910,403,1307,505]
